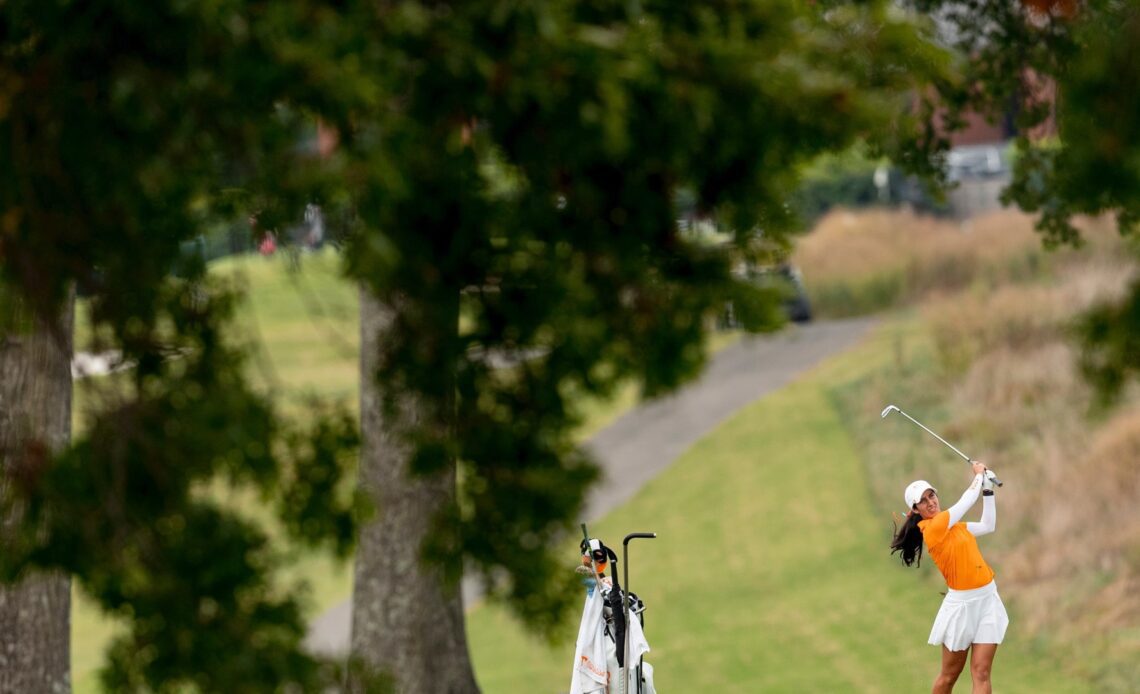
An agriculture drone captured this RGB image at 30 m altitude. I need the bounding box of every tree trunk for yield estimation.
[350,288,478,694]
[0,294,73,694]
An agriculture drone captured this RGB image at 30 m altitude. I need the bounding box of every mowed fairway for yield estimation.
[218,249,360,402]
[467,322,1086,692]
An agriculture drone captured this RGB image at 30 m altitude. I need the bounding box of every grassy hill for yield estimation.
[796,208,1140,691]
[466,318,1087,692]
[469,208,1140,692]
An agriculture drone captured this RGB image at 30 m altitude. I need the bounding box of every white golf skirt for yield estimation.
[928,580,1009,652]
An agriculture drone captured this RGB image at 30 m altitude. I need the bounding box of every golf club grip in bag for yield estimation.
[590,538,627,668]
[607,584,626,668]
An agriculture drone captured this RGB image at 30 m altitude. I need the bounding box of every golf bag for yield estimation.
[570,536,657,694]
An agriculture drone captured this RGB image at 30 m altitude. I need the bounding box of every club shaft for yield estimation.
[886,406,1004,486]
[896,409,971,462]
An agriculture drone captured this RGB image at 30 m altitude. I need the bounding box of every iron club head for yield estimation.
[881,404,899,419]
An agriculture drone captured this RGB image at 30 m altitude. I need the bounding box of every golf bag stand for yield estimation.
[622,532,657,694]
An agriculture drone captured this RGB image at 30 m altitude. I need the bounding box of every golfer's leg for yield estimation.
[969,643,998,693]
[933,645,967,694]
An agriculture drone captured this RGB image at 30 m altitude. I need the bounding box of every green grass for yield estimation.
[215,249,361,402]
[466,318,1088,692]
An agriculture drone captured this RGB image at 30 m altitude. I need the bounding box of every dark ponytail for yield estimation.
[890,511,925,567]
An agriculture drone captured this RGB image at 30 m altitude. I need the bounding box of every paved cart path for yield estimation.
[304,317,878,655]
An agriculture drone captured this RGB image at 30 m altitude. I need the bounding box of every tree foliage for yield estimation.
[334,0,951,634]
[910,0,1140,401]
[1,1,369,689]
[3,0,952,688]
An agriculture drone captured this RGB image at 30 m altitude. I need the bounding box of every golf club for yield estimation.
[880,404,1003,487]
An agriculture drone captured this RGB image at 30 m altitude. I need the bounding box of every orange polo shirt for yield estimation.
[918,510,995,590]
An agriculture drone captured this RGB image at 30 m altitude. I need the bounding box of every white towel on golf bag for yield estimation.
[635,661,657,694]
[622,609,651,672]
[570,583,655,694]
[570,584,609,694]
[615,614,653,694]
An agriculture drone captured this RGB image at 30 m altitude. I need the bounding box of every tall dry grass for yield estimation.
[792,207,1124,317]
[1003,407,1140,600]
[924,256,1137,377]
[922,253,1140,676]
[998,405,1140,689]
[817,208,1140,689]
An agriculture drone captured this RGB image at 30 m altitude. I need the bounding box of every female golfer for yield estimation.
[891,460,1007,694]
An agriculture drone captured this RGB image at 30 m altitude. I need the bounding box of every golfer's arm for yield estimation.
[947,474,984,526]
[966,494,996,537]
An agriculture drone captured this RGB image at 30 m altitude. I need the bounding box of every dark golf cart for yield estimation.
[720,261,813,328]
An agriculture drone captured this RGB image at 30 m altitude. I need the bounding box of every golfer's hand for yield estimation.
[981,470,997,491]
[971,460,987,477]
